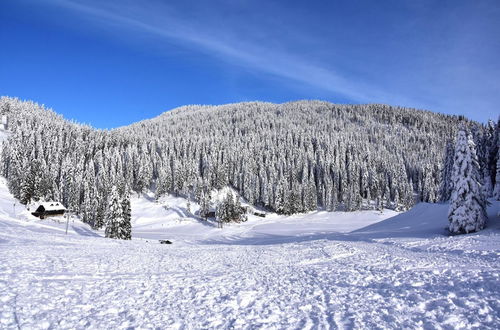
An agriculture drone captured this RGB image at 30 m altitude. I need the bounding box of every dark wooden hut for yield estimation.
[31,202,67,219]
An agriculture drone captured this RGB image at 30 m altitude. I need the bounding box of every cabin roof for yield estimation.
[37,202,67,212]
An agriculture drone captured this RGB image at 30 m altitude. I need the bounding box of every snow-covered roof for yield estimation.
[38,202,66,212]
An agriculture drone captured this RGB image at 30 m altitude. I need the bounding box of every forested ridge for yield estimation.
[1,96,497,229]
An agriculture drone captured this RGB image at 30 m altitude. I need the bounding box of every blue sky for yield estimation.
[1,0,499,128]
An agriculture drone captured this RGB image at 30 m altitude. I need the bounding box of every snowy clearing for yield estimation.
[1,179,500,329]
[129,192,400,244]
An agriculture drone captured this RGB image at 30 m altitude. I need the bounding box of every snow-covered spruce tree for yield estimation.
[477,119,498,198]
[120,188,132,240]
[105,186,131,239]
[199,190,211,220]
[94,197,107,230]
[155,167,169,201]
[439,140,455,202]
[19,169,35,205]
[215,193,230,228]
[274,179,286,214]
[448,127,488,234]
[494,135,500,200]
[233,194,248,223]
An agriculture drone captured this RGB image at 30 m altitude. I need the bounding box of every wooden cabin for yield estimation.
[32,202,67,219]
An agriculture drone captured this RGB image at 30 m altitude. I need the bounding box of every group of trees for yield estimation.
[0,96,498,236]
[215,191,247,227]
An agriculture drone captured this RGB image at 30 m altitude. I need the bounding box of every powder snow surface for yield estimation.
[1,179,499,329]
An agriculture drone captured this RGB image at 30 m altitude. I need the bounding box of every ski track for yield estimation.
[1,217,499,329]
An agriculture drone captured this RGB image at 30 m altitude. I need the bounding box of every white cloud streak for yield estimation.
[44,0,419,107]
[39,0,500,123]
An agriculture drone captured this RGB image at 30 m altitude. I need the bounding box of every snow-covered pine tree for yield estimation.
[479,119,497,197]
[448,127,488,234]
[303,176,318,212]
[233,194,247,223]
[155,167,167,201]
[135,151,152,195]
[421,163,438,203]
[274,179,286,214]
[402,178,415,210]
[199,190,211,220]
[494,134,500,200]
[439,140,455,202]
[120,188,132,240]
[19,164,35,205]
[383,183,391,210]
[94,195,106,230]
[105,186,125,239]
[215,192,231,228]
[225,191,236,222]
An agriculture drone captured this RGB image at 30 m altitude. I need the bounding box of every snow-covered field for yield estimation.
[1,178,499,329]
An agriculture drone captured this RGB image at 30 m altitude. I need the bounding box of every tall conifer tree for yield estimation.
[448,128,487,234]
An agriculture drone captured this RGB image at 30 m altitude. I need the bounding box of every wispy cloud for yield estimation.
[37,0,500,121]
[43,0,419,106]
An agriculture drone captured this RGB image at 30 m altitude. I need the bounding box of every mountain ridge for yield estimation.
[0,95,470,131]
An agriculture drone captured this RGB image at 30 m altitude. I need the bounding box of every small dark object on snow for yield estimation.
[254,212,266,218]
[159,240,172,244]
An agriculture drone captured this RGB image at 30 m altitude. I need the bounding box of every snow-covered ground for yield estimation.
[1,178,499,329]
[130,191,400,244]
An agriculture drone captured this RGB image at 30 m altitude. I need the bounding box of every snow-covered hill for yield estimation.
[3,96,485,221]
[1,177,499,328]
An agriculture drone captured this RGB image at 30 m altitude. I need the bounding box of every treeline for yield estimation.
[0,96,497,229]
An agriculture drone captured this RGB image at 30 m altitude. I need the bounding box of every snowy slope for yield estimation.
[0,177,102,237]
[1,178,500,328]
